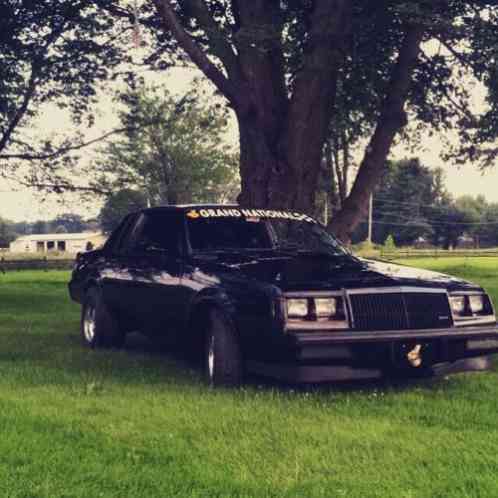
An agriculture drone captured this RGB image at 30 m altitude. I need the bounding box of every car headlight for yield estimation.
[449,296,466,316]
[469,295,484,314]
[285,295,349,330]
[286,298,309,319]
[449,292,495,325]
[315,298,337,318]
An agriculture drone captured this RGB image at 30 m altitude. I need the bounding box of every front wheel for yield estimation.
[81,287,125,349]
[204,309,243,387]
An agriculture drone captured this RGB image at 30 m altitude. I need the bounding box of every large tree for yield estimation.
[144,0,498,241]
[3,2,498,243]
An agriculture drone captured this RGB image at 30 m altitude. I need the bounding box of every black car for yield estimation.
[69,205,498,386]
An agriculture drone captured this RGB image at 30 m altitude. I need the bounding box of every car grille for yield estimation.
[349,292,453,331]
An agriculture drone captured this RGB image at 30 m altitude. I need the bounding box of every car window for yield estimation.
[126,211,183,255]
[105,214,136,255]
[185,209,347,256]
[187,217,273,251]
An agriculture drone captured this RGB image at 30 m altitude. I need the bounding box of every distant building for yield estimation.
[9,232,107,254]
[456,234,475,249]
[413,236,433,249]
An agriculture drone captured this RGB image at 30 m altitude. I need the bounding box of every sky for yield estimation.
[1,65,498,223]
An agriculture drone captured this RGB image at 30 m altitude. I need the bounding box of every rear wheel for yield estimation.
[81,287,125,349]
[204,309,243,387]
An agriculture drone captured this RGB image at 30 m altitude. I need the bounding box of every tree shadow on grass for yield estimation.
[245,356,495,396]
[107,331,495,395]
[2,326,493,396]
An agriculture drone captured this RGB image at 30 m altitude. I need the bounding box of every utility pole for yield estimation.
[367,193,373,244]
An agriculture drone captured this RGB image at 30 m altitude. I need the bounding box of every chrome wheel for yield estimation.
[83,305,96,343]
[207,333,215,381]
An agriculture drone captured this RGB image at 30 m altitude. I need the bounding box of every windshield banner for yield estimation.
[186,208,317,224]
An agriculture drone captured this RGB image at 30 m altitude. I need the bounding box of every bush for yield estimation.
[384,234,396,250]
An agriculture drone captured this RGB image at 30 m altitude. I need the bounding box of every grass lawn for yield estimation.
[1,260,498,498]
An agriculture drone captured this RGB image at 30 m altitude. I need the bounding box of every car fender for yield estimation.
[83,273,104,293]
[190,287,238,323]
[186,287,240,346]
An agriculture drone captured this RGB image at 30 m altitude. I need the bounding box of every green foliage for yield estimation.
[0,217,16,248]
[384,234,396,250]
[3,0,498,223]
[99,189,148,233]
[351,157,498,248]
[92,84,240,206]
[430,201,467,250]
[351,157,498,249]
[428,195,498,249]
[355,158,443,245]
[0,1,131,177]
[144,1,498,167]
[11,215,93,236]
[51,214,86,234]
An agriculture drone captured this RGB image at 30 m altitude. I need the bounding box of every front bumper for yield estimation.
[246,325,498,383]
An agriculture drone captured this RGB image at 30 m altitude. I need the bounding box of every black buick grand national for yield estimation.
[69,205,498,386]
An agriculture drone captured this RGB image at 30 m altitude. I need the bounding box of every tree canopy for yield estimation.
[91,84,239,205]
[2,1,498,243]
[143,0,498,241]
[0,217,16,248]
[0,0,131,186]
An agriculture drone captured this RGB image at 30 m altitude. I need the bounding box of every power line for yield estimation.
[374,218,498,226]
[373,194,493,212]
[373,215,498,226]
[356,206,498,226]
[372,209,498,226]
[373,196,461,212]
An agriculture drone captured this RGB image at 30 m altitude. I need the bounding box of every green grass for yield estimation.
[1,262,498,497]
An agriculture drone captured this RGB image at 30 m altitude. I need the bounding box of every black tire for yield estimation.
[80,287,125,349]
[204,309,243,387]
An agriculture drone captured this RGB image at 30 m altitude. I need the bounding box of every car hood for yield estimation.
[203,254,479,293]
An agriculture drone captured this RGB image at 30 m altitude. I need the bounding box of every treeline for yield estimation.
[0,214,98,248]
[352,159,498,249]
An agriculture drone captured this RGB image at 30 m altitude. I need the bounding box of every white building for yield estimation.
[9,233,107,254]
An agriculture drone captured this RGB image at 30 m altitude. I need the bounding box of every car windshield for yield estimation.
[185,208,348,257]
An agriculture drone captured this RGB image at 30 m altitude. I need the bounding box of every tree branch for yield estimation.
[419,51,476,123]
[0,126,134,161]
[0,67,39,154]
[0,172,111,196]
[0,13,70,154]
[0,112,177,162]
[437,37,474,72]
[182,0,240,80]
[329,23,425,242]
[152,0,239,104]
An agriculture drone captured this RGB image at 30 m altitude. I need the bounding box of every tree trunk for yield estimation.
[329,25,424,243]
[234,0,352,215]
[236,113,317,213]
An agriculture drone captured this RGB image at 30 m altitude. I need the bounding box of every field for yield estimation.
[1,259,498,498]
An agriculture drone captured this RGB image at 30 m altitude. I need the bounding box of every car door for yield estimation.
[100,214,143,330]
[116,210,185,340]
